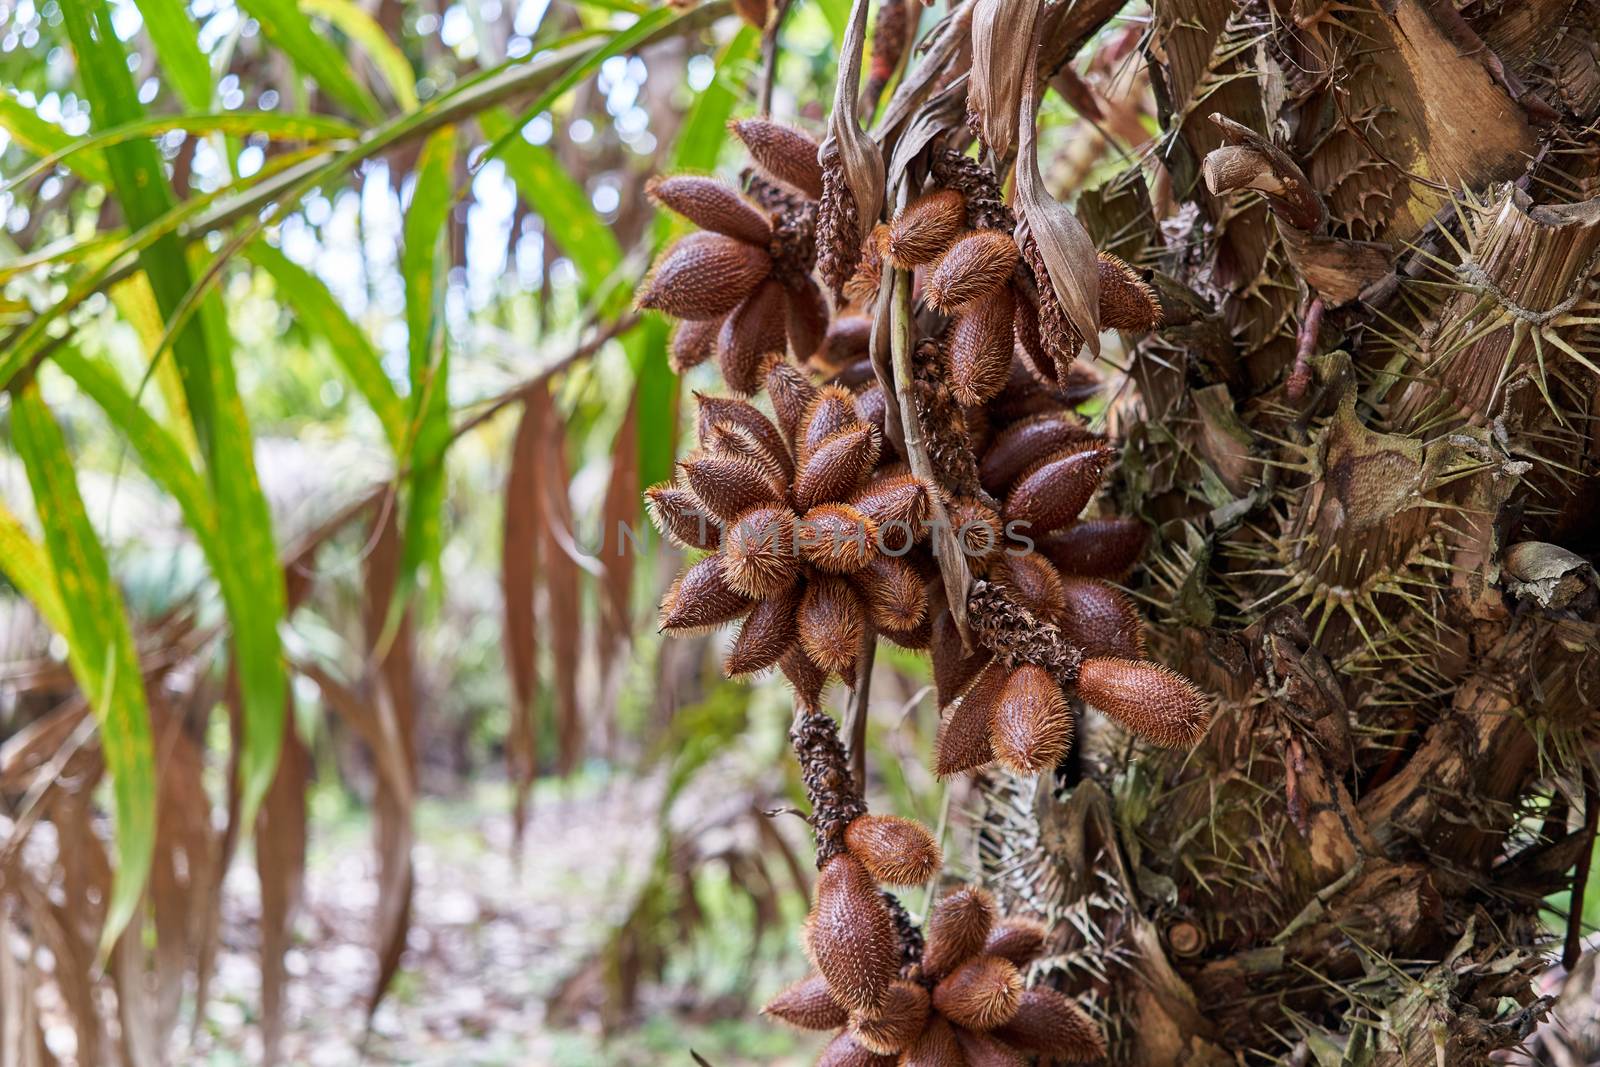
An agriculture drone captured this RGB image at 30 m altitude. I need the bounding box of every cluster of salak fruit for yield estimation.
[638,117,1210,1064]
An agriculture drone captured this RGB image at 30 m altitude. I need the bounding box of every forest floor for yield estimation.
[190,774,820,1066]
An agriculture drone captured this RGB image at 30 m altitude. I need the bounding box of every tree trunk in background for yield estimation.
[983,0,1600,1062]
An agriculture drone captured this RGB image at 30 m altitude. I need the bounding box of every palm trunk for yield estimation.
[981,0,1600,1062]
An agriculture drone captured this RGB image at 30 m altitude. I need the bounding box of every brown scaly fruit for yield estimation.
[887,189,969,269]
[1075,657,1212,748]
[843,814,943,886]
[764,972,850,1030]
[931,955,1024,1031]
[924,230,1021,313]
[808,853,900,1014]
[991,987,1107,1062]
[654,385,938,686]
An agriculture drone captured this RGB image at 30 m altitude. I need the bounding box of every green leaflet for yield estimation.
[398,127,459,605]
[480,107,623,306]
[50,348,219,561]
[301,0,419,110]
[0,500,67,639]
[133,0,213,110]
[670,26,757,174]
[235,0,382,122]
[0,88,110,185]
[10,381,158,957]
[61,0,289,833]
[245,241,407,453]
[0,111,358,197]
[478,6,675,171]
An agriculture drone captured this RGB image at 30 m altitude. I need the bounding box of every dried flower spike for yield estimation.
[1076,656,1211,748]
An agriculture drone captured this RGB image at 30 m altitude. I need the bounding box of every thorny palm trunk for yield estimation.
[980,0,1600,1063]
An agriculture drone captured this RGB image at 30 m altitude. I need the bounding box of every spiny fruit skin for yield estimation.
[922,886,996,979]
[991,987,1107,1062]
[887,189,968,268]
[726,583,803,676]
[659,554,753,634]
[637,232,771,320]
[818,1031,898,1067]
[808,854,900,1014]
[1076,656,1212,748]
[990,664,1073,774]
[955,1028,1028,1067]
[901,1017,965,1067]
[1038,517,1147,579]
[979,414,1101,494]
[764,972,850,1030]
[1057,577,1146,659]
[931,955,1023,1032]
[935,659,1002,776]
[983,918,1047,966]
[924,230,1021,312]
[844,224,888,305]
[794,425,880,511]
[1004,446,1115,536]
[932,609,991,706]
[645,483,720,550]
[850,980,931,1054]
[800,503,881,573]
[780,645,828,707]
[767,360,820,445]
[697,394,792,477]
[999,552,1067,624]
[818,315,874,368]
[669,316,719,373]
[800,385,864,462]
[859,555,928,633]
[799,576,867,676]
[646,175,772,247]
[1096,250,1162,331]
[844,814,943,886]
[787,277,829,362]
[718,277,789,394]
[680,452,783,523]
[850,473,933,531]
[948,285,1017,406]
[730,119,825,200]
[721,505,799,596]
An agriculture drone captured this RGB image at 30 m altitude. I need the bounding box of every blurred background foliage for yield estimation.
[3,0,1585,1064]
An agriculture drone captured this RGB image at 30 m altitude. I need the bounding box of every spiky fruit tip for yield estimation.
[844,814,943,886]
